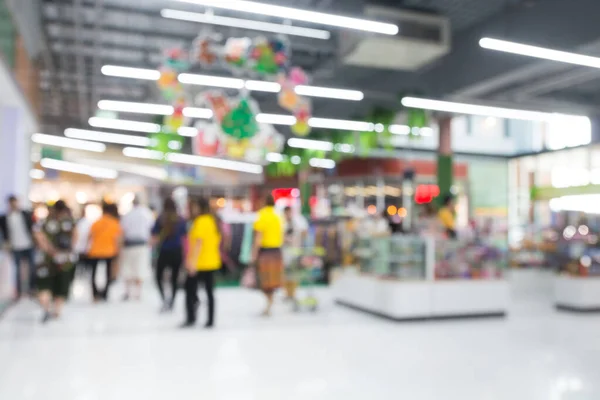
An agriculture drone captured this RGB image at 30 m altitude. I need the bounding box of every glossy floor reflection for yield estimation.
[1,278,599,400]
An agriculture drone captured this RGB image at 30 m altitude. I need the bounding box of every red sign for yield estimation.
[415,184,440,204]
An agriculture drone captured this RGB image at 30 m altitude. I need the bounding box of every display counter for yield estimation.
[0,250,13,313]
[553,233,600,312]
[333,235,509,320]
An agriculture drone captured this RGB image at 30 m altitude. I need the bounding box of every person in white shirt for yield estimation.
[73,205,94,277]
[282,206,309,301]
[0,195,36,299]
[120,196,155,300]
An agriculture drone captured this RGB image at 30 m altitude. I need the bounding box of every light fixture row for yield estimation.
[102,66,364,101]
[169,0,399,35]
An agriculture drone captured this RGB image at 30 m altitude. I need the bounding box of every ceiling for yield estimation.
[12,0,600,137]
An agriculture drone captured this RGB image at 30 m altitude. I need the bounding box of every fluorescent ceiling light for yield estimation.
[401,96,588,122]
[171,0,399,35]
[30,169,45,180]
[256,113,296,126]
[89,117,162,133]
[40,158,118,179]
[333,143,355,154]
[288,137,333,151]
[480,37,600,69]
[183,107,213,119]
[32,133,106,153]
[161,9,330,40]
[101,65,160,80]
[245,80,281,92]
[178,127,199,137]
[309,117,374,132]
[98,100,174,115]
[309,157,336,169]
[295,85,363,101]
[166,153,263,174]
[123,147,166,160]
[266,153,284,163]
[389,125,410,135]
[178,73,245,89]
[65,128,152,147]
[102,65,363,101]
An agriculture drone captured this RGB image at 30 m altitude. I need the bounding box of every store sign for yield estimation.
[531,184,600,201]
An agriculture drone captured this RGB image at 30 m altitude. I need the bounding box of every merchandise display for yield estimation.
[509,227,559,269]
[334,233,509,320]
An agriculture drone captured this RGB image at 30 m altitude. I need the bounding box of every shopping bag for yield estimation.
[241,266,256,289]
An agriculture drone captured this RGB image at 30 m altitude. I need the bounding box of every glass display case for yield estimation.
[354,235,428,280]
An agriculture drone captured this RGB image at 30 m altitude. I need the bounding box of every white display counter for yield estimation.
[333,269,509,321]
[0,250,14,313]
[554,276,600,312]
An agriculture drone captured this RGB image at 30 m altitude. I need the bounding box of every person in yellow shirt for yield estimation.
[182,197,221,328]
[252,195,284,317]
[438,194,457,239]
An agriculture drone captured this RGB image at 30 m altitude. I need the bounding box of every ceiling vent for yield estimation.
[340,6,450,71]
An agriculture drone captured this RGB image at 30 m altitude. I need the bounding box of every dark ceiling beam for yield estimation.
[420,0,600,99]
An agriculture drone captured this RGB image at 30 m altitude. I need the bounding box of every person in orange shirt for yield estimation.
[87,203,122,302]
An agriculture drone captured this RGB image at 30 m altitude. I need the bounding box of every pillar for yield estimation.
[437,116,453,204]
[14,36,40,117]
[0,106,31,213]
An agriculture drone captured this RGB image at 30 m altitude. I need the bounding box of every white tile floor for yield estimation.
[1,278,600,400]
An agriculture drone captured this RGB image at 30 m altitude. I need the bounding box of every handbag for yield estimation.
[241,266,256,289]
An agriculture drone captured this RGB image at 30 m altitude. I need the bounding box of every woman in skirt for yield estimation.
[252,195,284,317]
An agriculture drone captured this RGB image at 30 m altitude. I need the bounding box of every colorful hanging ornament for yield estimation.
[221,98,259,140]
[191,34,220,67]
[223,37,251,71]
[193,122,222,157]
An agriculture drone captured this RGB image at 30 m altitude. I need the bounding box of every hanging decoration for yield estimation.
[193,91,284,162]
[156,31,313,159]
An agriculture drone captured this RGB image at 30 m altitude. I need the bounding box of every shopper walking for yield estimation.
[182,197,221,328]
[33,200,77,323]
[120,196,154,301]
[0,195,36,299]
[73,204,93,278]
[438,194,457,239]
[252,195,284,317]
[152,197,187,312]
[282,206,308,302]
[87,202,122,302]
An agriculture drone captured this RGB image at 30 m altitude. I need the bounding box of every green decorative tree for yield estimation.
[221,99,259,140]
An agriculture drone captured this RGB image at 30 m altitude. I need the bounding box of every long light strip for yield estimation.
[295,85,363,101]
[309,157,336,169]
[182,107,213,119]
[245,80,281,93]
[266,152,284,162]
[122,147,166,160]
[88,117,162,133]
[178,73,245,89]
[65,128,152,147]
[401,96,588,122]
[288,137,333,151]
[101,65,160,80]
[178,127,199,137]
[167,153,263,174]
[32,133,106,152]
[102,66,364,101]
[171,0,399,35]
[122,147,263,174]
[256,113,296,126]
[480,37,600,69]
[40,158,118,179]
[161,9,330,40]
[98,100,174,115]
[309,117,374,132]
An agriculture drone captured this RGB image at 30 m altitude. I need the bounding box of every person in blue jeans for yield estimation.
[0,195,36,300]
